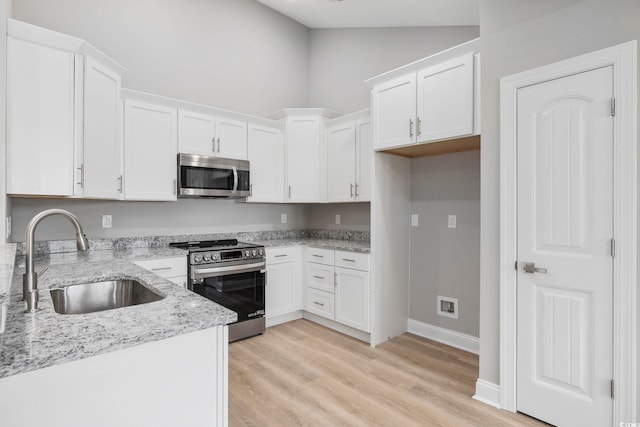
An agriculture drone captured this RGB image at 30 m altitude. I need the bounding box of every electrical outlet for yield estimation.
[281,213,287,224]
[411,214,419,227]
[437,296,459,319]
[448,215,457,229]
[102,215,112,229]
[335,214,341,225]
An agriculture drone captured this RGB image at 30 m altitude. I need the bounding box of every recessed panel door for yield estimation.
[516,66,613,427]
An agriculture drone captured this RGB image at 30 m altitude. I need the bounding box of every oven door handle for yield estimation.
[232,166,238,193]
[192,261,265,279]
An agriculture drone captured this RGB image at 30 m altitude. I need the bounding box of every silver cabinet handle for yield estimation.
[355,183,359,197]
[334,272,338,286]
[312,254,323,258]
[118,175,123,193]
[173,178,177,195]
[313,301,325,307]
[211,137,216,152]
[151,266,172,272]
[312,275,325,280]
[275,254,287,258]
[250,183,253,197]
[288,185,292,199]
[521,262,547,274]
[417,117,422,138]
[350,183,354,197]
[217,137,221,152]
[409,118,414,138]
[77,164,84,188]
[342,258,356,263]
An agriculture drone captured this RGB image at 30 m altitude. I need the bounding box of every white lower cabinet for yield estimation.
[305,248,370,333]
[133,257,187,289]
[265,247,302,322]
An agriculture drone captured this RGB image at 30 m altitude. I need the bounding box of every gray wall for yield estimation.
[304,202,370,232]
[410,151,480,337]
[478,0,640,406]
[12,0,309,117]
[308,26,479,113]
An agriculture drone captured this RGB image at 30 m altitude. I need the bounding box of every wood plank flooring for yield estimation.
[229,319,548,427]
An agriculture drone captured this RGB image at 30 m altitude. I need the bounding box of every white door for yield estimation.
[335,267,370,332]
[371,73,416,150]
[178,109,216,156]
[327,121,356,202]
[516,66,613,427]
[355,117,372,202]
[216,117,247,160]
[416,53,474,143]
[83,56,123,199]
[246,124,284,203]
[123,100,178,201]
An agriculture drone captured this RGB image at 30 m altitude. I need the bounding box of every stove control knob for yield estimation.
[252,249,257,257]
[258,249,264,256]
[244,250,250,257]
[203,254,211,262]
[193,254,203,263]
[212,254,218,261]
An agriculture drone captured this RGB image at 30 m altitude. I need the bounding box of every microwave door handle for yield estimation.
[232,166,238,193]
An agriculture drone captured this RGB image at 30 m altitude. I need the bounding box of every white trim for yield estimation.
[473,379,501,409]
[499,41,637,425]
[303,312,371,344]
[265,310,303,328]
[407,319,479,354]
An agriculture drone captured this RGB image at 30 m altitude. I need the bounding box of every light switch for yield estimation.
[335,214,341,225]
[281,213,287,224]
[102,215,112,229]
[448,215,457,229]
[411,214,419,227]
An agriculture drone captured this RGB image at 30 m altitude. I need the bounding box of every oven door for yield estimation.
[178,153,250,198]
[190,262,265,322]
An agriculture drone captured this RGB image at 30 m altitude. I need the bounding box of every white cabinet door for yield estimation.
[286,116,324,202]
[326,121,356,202]
[178,109,216,156]
[82,56,123,199]
[216,117,247,160]
[247,124,284,203]
[416,53,474,142]
[334,267,370,332]
[6,37,75,196]
[371,73,416,150]
[266,262,301,319]
[123,100,178,201]
[355,117,372,202]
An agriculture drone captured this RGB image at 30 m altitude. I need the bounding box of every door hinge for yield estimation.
[610,238,616,258]
[611,97,616,117]
[610,379,615,399]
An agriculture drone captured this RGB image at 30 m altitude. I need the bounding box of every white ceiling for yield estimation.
[254,0,480,29]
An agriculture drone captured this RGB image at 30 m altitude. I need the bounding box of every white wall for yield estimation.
[12,0,309,117]
[308,26,479,113]
[409,151,480,337]
[304,202,370,232]
[478,1,640,408]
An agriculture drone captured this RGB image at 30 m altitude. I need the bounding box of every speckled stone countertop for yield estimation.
[0,246,236,380]
[254,238,370,254]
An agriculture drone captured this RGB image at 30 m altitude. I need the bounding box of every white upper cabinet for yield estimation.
[6,19,125,198]
[178,109,247,160]
[82,56,123,199]
[247,123,284,203]
[416,53,474,142]
[371,73,417,150]
[123,99,178,201]
[326,110,372,203]
[367,38,480,154]
[6,36,75,196]
[270,109,340,203]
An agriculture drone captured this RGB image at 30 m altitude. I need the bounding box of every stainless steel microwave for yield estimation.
[177,153,250,198]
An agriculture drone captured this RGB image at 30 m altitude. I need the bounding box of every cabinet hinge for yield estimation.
[611,97,616,117]
[610,379,614,399]
[610,238,615,258]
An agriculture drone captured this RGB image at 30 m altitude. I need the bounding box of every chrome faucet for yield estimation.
[23,209,90,312]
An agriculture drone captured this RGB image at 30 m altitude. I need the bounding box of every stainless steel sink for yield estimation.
[50,279,165,315]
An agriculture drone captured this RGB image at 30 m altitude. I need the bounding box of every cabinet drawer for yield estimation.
[306,288,334,320]
[134,257,187,279]
[334,251,370,271]
[306,247,334,265]
[307,263,334,293]
[266,246,300,264]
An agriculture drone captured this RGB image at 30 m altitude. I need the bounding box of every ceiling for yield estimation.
[254,0,480,29]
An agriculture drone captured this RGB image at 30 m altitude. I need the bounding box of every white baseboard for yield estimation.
[266,310,303,328]
[407,319,479,354]
[303,312,370,344]
[473,379,501,409]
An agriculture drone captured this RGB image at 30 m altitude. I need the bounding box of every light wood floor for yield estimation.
[229,319,548,427]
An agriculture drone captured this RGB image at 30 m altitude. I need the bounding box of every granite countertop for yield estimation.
[0,246,237,380]
[254,238,370,254]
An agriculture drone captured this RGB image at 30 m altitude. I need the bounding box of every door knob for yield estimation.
[521,262,547,274]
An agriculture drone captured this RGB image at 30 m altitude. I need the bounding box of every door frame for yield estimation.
[499,41,637,424]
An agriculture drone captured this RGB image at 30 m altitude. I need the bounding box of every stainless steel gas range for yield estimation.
[170,239,266,342]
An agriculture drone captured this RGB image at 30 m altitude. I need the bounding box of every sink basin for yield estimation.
[50,279,165,315]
